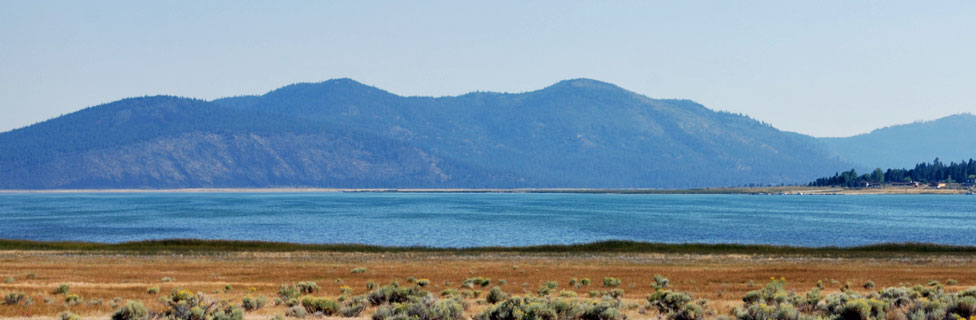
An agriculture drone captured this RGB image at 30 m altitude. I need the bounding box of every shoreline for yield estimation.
[0,186,971,194]
[2,239,975,255]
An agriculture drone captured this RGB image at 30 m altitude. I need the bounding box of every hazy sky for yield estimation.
[1,1,974,137]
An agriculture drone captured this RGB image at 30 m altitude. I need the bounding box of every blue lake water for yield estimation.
[0,193,973,247]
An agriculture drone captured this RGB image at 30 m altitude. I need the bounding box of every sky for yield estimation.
[1,1,974,137]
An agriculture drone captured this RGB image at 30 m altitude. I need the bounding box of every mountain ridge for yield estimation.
[1,78,864,189]
[819,113,976,169]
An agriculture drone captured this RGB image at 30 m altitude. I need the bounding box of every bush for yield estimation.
[949,296,976,319]
[649,290,694,314]
[417,279,431,287]
[603,277,622,287]
[147,286,160,295]
[2,277,13,283]
[285,306,307,318]
[367,280,376,291]
[545,281,559,289]
[65,294,82,304]
[351,267,367,274]
[112,300,149,320]
[653,275,670,290]
[3,292,25,305]
[536,284,552,296]
[559,290,578,298]
[340,297,368,317]
[278,284,301,301]
[581,278,591,286]
[863,280,876,289]
[161,277,174,282]
[367,283,426,306]
[296,281,320,294]
[478,296,625,320]
[487,287,508,304]
[372,295,466,320]
[59,311,82,320]
[604,288,625,299]
[300,296,339,315]
[464,277,491,288]
[212,305,244,320]
[53,283,70,295]
[242,295,268,311]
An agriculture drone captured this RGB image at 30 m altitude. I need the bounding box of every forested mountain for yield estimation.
[1,78,853,189]
[819,114,976,169]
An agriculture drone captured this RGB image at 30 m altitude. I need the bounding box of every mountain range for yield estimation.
[0,78,971,189]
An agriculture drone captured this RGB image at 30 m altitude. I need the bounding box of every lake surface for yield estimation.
[0,193,973,247]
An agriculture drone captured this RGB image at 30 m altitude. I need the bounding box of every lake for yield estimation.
[0,192,973,247]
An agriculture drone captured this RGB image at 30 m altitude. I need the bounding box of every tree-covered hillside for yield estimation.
[819,114,976,169]
[1,79,854,189]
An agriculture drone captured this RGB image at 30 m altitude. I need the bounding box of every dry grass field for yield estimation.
[2,248,975,319]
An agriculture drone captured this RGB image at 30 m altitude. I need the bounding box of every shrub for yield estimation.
[417,279,431,287]
[948,279,959,285]
[53,283,70,295]
[498,279,507,286]
[603,277,622,287]
[161,277,174,282]
[649,290,694,314]
[864,280,876,289]
[367,281,376,291]
[300,296,339,315]
[278,284,301,301]
[464,277,491,288]
[212,305,244,320]
[242,295,268,311]
[477,296,624,320]
[112,300,149,320]
[59,311,82,320]
[536,285,552,296]
[949,296,976,319]
[441,289,460,298]
[65,294,82,304]
[351,267,367,274]
[559,290,578,298]
[545,281,559,289]
[161,289,218,320]
[653,275,670,290]
[285,306,307,318]
[372,295,466,320]
[340,296,368,317]
[367,283,426,306]
[589,290,601,298]
[604,288,625,299]
[147,286,160,295]
[4,292,25,305]
[296,281,320,294]
[2,277,13,283]
[224,285,233,293]
[487,287,508,304]
[581,278,591,286]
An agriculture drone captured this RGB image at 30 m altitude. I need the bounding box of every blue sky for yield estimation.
[1,1,973,137]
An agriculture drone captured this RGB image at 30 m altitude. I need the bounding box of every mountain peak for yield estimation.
[551,78,619,90]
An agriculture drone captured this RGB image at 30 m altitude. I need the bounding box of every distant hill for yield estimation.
[0,78,852,189]
[819,113,976,169]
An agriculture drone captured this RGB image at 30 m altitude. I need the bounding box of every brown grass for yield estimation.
[1,251,975,319]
